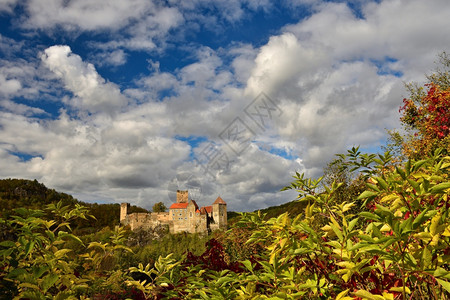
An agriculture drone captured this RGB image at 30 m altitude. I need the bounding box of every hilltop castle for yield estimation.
[120,190,227,234]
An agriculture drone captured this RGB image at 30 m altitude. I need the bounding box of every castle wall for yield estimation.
[121,192,226,234]
[123,212,171,231]
[170,208,189,233]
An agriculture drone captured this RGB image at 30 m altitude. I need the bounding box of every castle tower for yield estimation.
[212,196,227,229]
[176,190,188,203]
[187,200,199,233]
[120,203,129,223]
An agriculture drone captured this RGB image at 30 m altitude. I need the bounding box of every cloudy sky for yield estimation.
[1,0,449,212]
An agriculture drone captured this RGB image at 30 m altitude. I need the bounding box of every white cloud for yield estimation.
[92,50,127,67]
[0,73,21,95]
[41,45,127,114]
[0,0,17,13]
[0,99,47,116]
[23,0,153,31]
[243,0,450,174]
[245,32,328,98]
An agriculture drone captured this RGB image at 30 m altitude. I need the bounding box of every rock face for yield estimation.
[120,190,227,234]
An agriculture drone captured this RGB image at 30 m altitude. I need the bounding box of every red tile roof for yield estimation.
[169,203,189,209]
[203,206,213,214]
[213,196,226,204]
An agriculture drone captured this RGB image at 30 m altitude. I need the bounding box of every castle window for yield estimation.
[190,212,192,217]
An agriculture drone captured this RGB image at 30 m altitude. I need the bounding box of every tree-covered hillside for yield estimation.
[0,178,148,234]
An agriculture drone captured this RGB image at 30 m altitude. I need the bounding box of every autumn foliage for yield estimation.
[400,83,450,158]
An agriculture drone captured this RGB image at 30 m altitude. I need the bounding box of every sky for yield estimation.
[1,0,449,212]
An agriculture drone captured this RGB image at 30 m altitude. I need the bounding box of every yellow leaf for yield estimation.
[330,214,342,230]
[380,194,399,203]
[442,225,450,237]
[430,212,441,236]
[343,202,355,212]
[381,292,395,300]
[380,224,391,232]
[337,261,355,269]
[353,289,385,300]
[430,234,441,246]
[342,271,352,283]
[389,286,411,294]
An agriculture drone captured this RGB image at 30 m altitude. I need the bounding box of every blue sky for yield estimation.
[1,0,449,212]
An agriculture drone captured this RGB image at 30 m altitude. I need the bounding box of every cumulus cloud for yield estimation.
[41,45,127,114]
[243,0,450,175]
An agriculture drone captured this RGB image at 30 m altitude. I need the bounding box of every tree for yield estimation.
[398,52,450,158]
[152,202,167,213]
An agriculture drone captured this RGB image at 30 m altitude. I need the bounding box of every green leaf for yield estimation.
[413,159,428,171]
[376,177,388,190]
[326,241,342,249]
[436,278,450,294]
[7,268,27,279]
[357,191,378,200]
[374,204,392,216]
[421,246,432,269]
[42,273,59,291]
[396,167,406,180]
[25,240,35,257]
[32,265,49,279]
[54,248,72,258]
[359,212,381,221]
[215,276,234,287]
[58,231,84,245]
[241,260,253,272]
[412,208,429,230]
[430,182,450,194]
[294,248,312,255]
[0,240,16,248]
[407,178,420,191]
[434,267,450,278]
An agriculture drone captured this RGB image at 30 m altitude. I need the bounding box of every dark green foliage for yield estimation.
[131,232,211,264]
[0,178,78,219]
[152,201,167,212]
[0,178,148,235]
[257,199,308,220]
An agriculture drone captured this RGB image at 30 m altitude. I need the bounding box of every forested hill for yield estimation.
[0,178,148,233]
[256,198,307,220]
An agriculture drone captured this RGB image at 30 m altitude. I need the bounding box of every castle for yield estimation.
[120,190,227,234]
